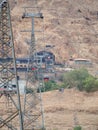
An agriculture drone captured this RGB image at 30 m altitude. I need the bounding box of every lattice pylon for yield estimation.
[0,1,23,130]
[22,12,45,130]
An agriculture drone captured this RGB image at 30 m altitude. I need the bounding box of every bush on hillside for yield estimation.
[83,76,98,92]
[74,126,82,130]
[37,68,98,93]
[44,80,59,91]
[38,80,59,92]
[62,68,98,92]
[62,68,89,90]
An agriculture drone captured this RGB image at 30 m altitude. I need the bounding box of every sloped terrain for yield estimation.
[0,88,98,129]
[7,1,98,129]
[1,1,98,129]
[11,0,98,63]
[43,89,98,130]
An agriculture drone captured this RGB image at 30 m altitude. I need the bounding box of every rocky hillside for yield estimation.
[11,0,98,62]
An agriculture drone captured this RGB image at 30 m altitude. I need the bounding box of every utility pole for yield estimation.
[0,0,24,130]
[22,9,45,130]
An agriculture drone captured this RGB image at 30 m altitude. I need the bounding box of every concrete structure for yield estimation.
[18,80,26,95]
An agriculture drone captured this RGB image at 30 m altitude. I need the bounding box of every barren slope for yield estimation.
[10,0,98,62]
[43,89,98,130]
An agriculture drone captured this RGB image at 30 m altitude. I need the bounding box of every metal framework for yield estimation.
[0,0,23,130]
[22,10,45,130]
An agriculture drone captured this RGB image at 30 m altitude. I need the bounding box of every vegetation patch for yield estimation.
[74,126,82,130]
[62,68,98,92]
[39,80,59,92]
[40,68,98,93]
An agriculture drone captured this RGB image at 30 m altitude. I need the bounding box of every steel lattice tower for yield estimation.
[22,10,45,130]
[0,0,23,130]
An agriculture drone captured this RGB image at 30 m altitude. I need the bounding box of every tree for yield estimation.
[62,68,89,90]
[83,76,98,92]
[62,68,98,92]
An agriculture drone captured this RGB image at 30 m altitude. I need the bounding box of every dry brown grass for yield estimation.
[42,89,98,130]
[10,0,98,63]
[0,88,98,130]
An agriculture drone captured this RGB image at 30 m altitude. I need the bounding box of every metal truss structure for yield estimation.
[0,0,23,129]
[22,9,45,130]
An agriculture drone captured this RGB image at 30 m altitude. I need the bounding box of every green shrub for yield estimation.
[74,126,82,130]
[62,68,98,92]
[83,76,98,92]
[37,80,59,92]
[44,80,59,91]
[62,68,89,90]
